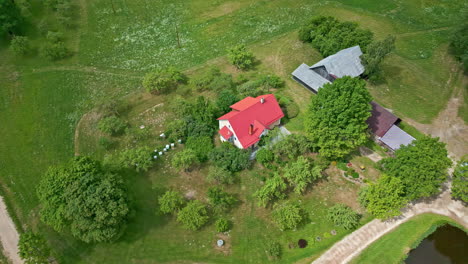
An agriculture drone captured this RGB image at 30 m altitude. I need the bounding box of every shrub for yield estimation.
[450,20,468,72]
[120,146,154,172]
[98,137,114,150]
[207,186,237,211]
[98,115,127,135]
[266,241,281,259]
[237,80,264,98]
[215,218,230,232]
[42,41,68,60]
[18,232,52,264]
[177,200,209,230]
[216,89,239,114]
[256,148,275,167]
[254,174,287,207]
[327,204,360,230]
[158,190,185,214]
[206,166,235,184]
[452,159,468,202]
[10,35,30,55]
[143,67,186,94]
[191,67,234,91]
[272,202,304,230]
[227,44,255,70]
[258,74,284,89]
[209,143,250,172]
[285,102,299,119]
[185,136,214,162]
[166,119,187,142]
[272,134,313,160]
[172,149,199,171]
[283,156,323,194]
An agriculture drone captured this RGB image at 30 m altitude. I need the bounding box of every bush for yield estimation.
[18,232,52,264]
[254,174,287,207]
[98,115,127,135]
[172,149,199,171]
[166,119,187,142]
[158,190,185,214]
[207,186,237,211]
[10,35,30,55]
[237,80,265,98]
[143,67,186,94]
[177,200,209,230]
[209,143,250,172]
[452,159,468,202]
[215,218,230,232]
[216,89,239,114]
[191,68,234,92]
[283,156,323,194]
[206,166,235,184]
[120,146,154,172]
[272,202,304,230]
[227,44,255,70]
[266,241,281,259]
[272,134,313,160]
[450,20,468,72]
[299,16,373,56]
[258,74,284,89]
[98,137,114,150]
[256,148,275,167]
[42,41,68,60]
[185,136,214,162]
[285,102,299,119]
[327,204,360,230]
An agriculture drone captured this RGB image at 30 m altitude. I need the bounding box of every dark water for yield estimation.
[405,225,468,264]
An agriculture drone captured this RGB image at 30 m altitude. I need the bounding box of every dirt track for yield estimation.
[0,196,22,264]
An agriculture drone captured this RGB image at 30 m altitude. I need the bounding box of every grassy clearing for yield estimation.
[349,213,467,264]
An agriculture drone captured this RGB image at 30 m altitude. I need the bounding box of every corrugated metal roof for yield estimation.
[379,124,415,150]
[292,63,331,93]
[366,101,399,137]
[310,46,365,78]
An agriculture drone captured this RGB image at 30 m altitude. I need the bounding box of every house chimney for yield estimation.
[249,124,254,135]
[260,97,265,104]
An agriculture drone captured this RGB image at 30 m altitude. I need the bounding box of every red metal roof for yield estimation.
[366,101,399,137]
[216,94,284,148]
[219,126,234,140]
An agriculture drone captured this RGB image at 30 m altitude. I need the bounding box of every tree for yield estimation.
[120,146,154,172]
[359,175,407,219]
[298,16,373,56]
[42,31,68,60]
[177,200,209,230]
[227,44,255,70]
[361,35,396,81]
[172,149,199,171]
[304,77,372,159]
[0,0,22,36]
[98,115,127,135]
[326,204,360,230]
[166,119,187,142]
[283,156,323,194]
[185,136,214,162]
[256,148,275,167]
[450,19,468,72]
[18,232,52,264]
[271,134,313,160]
[216,89,239,114]
[10,35,30,55]
[451,159,468,203]
[158,190,185,214]
[379,136,452,200]
[254,174,287,207]
[209,143,250,172]
[207,186,237,212]
[143,67,186,94]
[215,217,230,232]
[37,156,130,243]
[272,202,304,230]
[206,166,235,185]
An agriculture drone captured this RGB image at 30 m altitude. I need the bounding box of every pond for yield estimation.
[405,225,468,264]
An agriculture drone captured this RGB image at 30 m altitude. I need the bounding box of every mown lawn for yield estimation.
[349,213,467,264]
[0,0,466,263]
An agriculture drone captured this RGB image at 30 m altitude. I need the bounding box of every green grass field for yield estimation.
[349,213,467,264]
[0,0,466,263]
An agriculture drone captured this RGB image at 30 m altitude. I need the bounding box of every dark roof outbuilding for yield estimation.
[366,101,399,137]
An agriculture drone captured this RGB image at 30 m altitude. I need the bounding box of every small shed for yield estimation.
[379,125,415,150]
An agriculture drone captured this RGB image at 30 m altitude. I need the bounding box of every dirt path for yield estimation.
[312,185,468,264]
[0,196,22,264]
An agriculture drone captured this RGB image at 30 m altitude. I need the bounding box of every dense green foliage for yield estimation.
[452,159,468,202]
[304,77,372,159]
[98,115,127,135]
[185,136,214,162]
[172,149,199,171]
[215,218,230,232]
[326,204,360,230]
[37,156,130,243]
[254,174,287,207]
[380,137,452,200]
[227,44,255,70]
[10,35,30,55]
[299,16,373,56]
[359,175,407,219]
[120,146,154,172]
[271,134,313,160]
[0,0,22,36]
[42,31,68,60]
[266,241,282,259]
[361,35,396,81]
[143,67,186,94]
[191,67,234,92]
[207,186,237,212]
[256,148,275,167]
[177,200,209,231]
[209,143,250,172]
[450,19,468,72]
[215,89,239,114]
[206,166,235,185]
[283,156,323,194]
[272,202,304,230]
[18,232,52,264]
[158,190,185,214]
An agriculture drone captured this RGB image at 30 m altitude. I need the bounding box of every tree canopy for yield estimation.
[298,16,373,57]
[227,44,255,70]
[18,232,52,264]
[379,136,452,200]
[304,77,372,159]
[143,67,186,94]
[254,174,287,207]
[209,143,250,172]
[326,204,360,230]
[177,200,209,230]
[0,0,22,36]
[450,19,468,72]
[361,35,395,81]
[451,158,468,203]
[272,202,304,230]
[172,148,199,171]
[158,190,185,214]
[283,156,323,194]
[37,156,130,243]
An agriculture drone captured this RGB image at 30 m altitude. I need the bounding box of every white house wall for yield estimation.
[218,120,244,149]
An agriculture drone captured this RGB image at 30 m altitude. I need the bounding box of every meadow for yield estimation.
[0,0,466,263]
